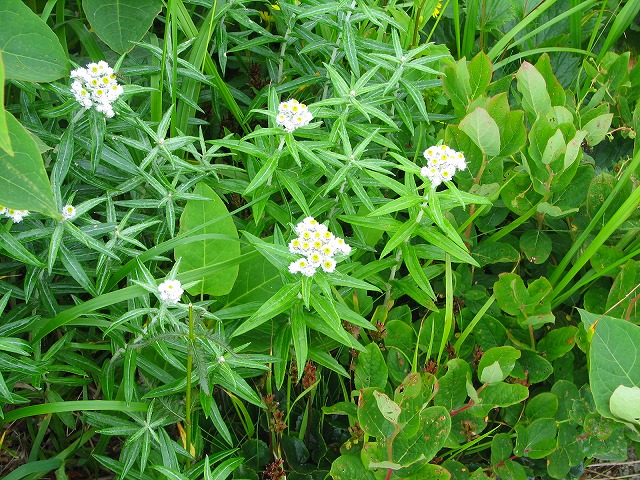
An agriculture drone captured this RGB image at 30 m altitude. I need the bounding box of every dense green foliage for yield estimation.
[0,1,639,479]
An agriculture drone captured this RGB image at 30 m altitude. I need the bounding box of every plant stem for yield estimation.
[437,254,453,364]
[185,303,195,468]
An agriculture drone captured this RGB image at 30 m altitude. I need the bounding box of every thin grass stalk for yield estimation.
[486,0,559,62]
[569,0,582,49]
[461,0,478,59]
[492,47,594,70]
[170,0,179,137]
[184,303,195,468]
[453,294,495,354]
[549,149,640,287]
[452,0,461,58]
[150,34,163,123]
[175,0,218,136]
[597,0,640,62]
[55,0,68,59]
[174,4,247,133]
[551,181,640,304]
[486,193,550,243]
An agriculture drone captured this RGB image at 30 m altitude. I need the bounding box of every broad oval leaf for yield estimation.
[0,113,57,216]
[175,182,240,296]
[459,107,501,157]
[83,0,163,54]
[0,0,68,82]
[588,314,640,420]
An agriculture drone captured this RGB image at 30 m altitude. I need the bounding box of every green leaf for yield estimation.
[514,418,557,459]
[490,433,512,466]
[175,183,240,296]
[222,248,283,308]
[478,346,521,385]
[330,455,376,480]
[609,385,640,424]
[519,230,552,264]
[0,112,56,216]
[458,107,501,157]
[230,282,299,338]
[472,241,519,265]
[83,0,163,54]
[582,113,613,147]
[516,61,552,118]
[373,390,401,425]
[0,51,11,155]
[478,382,528,407]
[355,343,388,390]
[538,326,577,361]
[434,359,470,410]
[291,305,307,382]
[392,406,451,465]
[358,387,396,438]
[0,0,68,82]
[547,423,584,479]
[589,315,640,420]
[468,51,492,99]
[524,392,558,421]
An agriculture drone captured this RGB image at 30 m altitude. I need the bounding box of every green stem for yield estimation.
[549,149,640,287]
[169,0,179,137]
[185,303,195,467]
[438,254,453,364]
[486,193,550,243]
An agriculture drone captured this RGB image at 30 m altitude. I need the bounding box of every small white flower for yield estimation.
[300,266,316,277]
[62,205,77,220]
[421,145,466,187]
[332,237,352,255]
[289,261,300,274]
[218,356,226,363]
[6,209,28,223]
[0,206,6,215]
[321,257,336,273]
[307,252,323,267]
[276,98,313,132]
[70,62,123,117]
[158,279,184,305]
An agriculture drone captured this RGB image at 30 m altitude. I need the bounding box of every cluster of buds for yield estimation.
[70,61,123,118]
[158,279,183,305]
[420,145,467,187]
[0,206,28,223]
[276,99,313,132]
[288,217,351,277]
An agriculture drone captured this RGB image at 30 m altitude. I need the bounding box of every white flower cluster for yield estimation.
[70,61,123,118]
[276,99,313,132]
[0,206,29,223]
[420,145,467,187]
[288,217,351,277]
[62,205,77,220]
[158,279,184,305]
